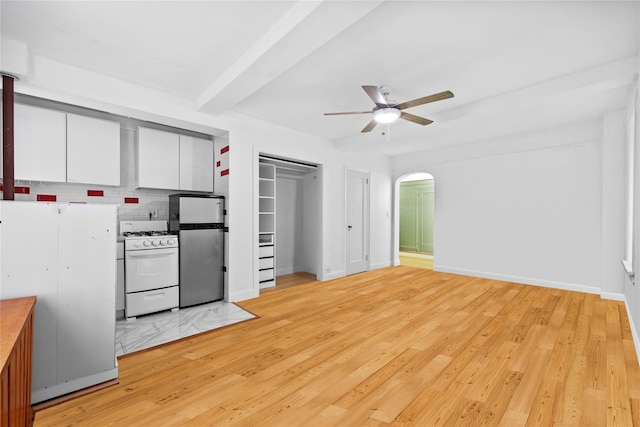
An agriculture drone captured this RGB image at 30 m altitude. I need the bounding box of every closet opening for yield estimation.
[397,172,434,270]
[258,154,321,293]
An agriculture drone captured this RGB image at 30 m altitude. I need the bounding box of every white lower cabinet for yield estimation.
[0,201,118,404]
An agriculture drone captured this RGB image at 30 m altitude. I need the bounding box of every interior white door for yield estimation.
[346,169,370,275]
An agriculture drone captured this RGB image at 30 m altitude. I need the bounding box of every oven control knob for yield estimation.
[134,241,142,248]
[160,239,167,246]
[152,239,160,247]
[143,240,151,247]
[168,239,176,246]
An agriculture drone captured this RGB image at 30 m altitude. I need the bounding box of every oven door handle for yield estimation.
[126,248,178,257]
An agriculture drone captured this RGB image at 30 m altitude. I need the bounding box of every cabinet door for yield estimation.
[0,202,59,391]
[179,135,213,192]
[13,104,66,182]
[136,127,180,189]
[67,113,120,186]
[57,203,116,383]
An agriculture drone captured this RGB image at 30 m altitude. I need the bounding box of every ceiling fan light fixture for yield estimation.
[373,107,400,124]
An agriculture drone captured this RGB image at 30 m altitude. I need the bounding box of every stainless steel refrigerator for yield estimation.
[169,194,225,307]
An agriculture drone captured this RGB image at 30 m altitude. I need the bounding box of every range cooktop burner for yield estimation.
[123,231,171,238]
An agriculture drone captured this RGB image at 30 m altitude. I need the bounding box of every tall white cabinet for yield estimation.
[258,162,276,288]
[0,201,118,404]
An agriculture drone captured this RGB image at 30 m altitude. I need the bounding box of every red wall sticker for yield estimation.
[37,194,57,202]
[124,197,139,204]
[216,161,221,167]
[87,190,104,197]
[220,145,229,154]
[0,184,30,194]
[220,169,229,177]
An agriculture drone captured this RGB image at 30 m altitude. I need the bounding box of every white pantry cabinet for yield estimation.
[67,113,120,186]
[0,201,118,404]
[136,127,180,190]
[180,135,214,192]
[136,126,214,191]
[13,104,67,182]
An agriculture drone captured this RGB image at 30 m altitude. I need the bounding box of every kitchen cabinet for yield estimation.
[116,241,125,318]
[136,127,180,190]
[258,162,276,288]
[67,113,120,186]
[13,103,67,182]
[136,126,214,191]
[0,201,118,404]
[180,135,214,192]
[8,104,121,186]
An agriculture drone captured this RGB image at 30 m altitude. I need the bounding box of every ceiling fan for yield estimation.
[324,85,454,133]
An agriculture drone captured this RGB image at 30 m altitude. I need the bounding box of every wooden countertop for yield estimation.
[1,296,37,372]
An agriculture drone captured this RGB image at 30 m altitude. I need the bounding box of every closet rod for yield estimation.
[259,154,317,169]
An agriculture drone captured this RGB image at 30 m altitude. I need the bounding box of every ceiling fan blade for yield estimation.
[400,112,433,126]
[395,90,454,110]
[362,85,388,107]
[324,111,372,116]
[361,120,378,133]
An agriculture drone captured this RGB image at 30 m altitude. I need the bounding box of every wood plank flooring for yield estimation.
[33,267,640,426]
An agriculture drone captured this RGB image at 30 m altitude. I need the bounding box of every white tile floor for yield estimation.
[115,301,255,357]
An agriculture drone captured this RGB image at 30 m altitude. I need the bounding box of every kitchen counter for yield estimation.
[1,296,37,426]
[1,296,36,368]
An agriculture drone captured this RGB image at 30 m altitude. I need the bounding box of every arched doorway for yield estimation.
[394,172,434,270]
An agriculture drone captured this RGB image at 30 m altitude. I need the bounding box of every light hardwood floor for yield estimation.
[34,267,640,426]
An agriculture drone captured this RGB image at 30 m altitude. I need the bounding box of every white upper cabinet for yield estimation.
[179,135,213,192]
[67,113,120,186]
[136,127,180,190]
[136,126,213,191]
[14,104,67,182]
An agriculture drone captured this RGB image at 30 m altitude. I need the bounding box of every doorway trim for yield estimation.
[345,168,370,275]
[393,172,435,267]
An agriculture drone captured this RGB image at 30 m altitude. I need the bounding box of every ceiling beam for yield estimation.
[196,0,384,115]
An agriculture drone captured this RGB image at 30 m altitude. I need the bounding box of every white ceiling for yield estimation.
[2,1,638,157]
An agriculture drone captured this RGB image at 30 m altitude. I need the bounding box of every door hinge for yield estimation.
[366,178,369,184]
[366,255,368,261]
[223,266,227,272]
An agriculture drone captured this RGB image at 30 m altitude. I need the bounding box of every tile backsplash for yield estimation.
[3,180,174,224]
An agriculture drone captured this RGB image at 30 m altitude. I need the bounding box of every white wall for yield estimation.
[393,120,606,295]
[226,114,392,301]
[275,175,304,276]
[9,58,393,304]
[624,78,640,360]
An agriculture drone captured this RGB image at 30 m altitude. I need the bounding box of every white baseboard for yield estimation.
[32,366,119,404]
[601,292,625,301]
[435,265,601,295]
[323,270,345,281]
[623,295,640,366]
[228,287,259,302]
[370,261,392,270]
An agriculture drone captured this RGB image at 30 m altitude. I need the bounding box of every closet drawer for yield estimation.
[259,269,274,282]
[259,245,274,258]
[259,257,274,269]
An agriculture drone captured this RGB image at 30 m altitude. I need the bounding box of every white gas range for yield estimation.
[120,220,179,319]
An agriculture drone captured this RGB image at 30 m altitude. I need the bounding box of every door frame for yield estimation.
[345,168,370,275]
[394,172,435,266]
